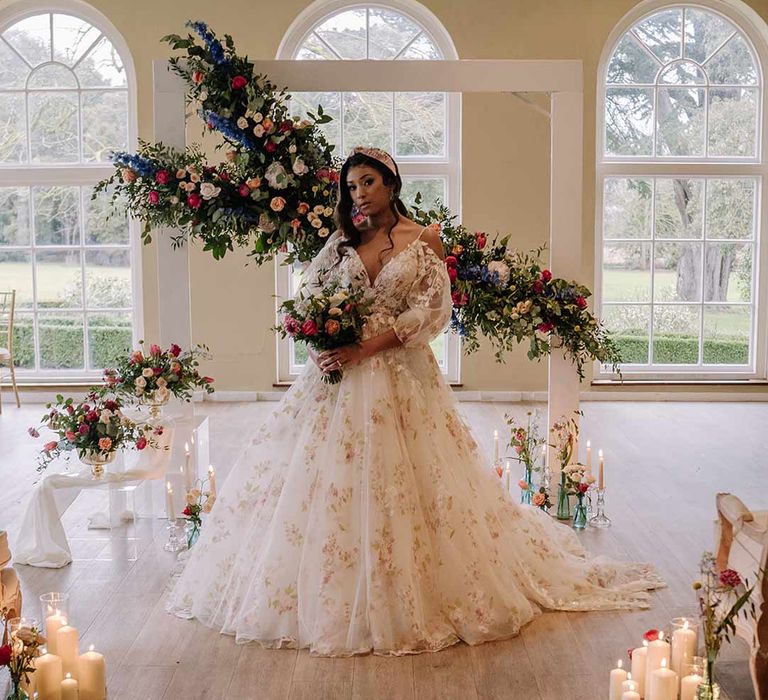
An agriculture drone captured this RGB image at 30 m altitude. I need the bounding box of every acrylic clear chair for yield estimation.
[0,290,21,413]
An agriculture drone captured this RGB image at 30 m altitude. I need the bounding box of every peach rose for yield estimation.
[270,197,286,212]
[324,319,340,335]
[98,437,112,451]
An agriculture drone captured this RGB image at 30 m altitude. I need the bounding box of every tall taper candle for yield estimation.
[586,439,592,472]
[493,430,499,462]
[183,442,192,491]
[166,481,175,521]
[208,465,217,498]
[598,449,605,490]
[504,459,511,495]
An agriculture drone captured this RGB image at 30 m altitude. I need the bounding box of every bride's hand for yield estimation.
[317,344,369,373]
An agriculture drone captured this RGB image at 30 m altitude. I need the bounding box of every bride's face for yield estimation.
[346,165,392,219]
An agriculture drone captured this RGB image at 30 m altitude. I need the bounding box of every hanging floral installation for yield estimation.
[98,21,622,376]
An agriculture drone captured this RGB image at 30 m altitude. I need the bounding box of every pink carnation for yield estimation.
[719,569,742,588]
[282,316,300,335]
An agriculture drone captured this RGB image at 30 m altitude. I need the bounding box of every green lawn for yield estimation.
[603,269,746,304]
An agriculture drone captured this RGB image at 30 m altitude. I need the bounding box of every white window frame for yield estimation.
[595,0,768,380]
[0,0,140,384]
[275,0,462,383]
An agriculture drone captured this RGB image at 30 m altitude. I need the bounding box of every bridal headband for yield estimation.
[347,146,398,176]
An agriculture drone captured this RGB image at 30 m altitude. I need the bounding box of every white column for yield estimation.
[547,89,583,471]
[152,60,191,350]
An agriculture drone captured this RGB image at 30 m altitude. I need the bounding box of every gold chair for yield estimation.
[0,290,20,413]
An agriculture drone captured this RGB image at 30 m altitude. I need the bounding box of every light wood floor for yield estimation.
[1,400,763,700]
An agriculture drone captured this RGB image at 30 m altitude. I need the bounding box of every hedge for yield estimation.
[614,334,748,365]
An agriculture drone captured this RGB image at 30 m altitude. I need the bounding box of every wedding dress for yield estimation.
[166,226,664,656]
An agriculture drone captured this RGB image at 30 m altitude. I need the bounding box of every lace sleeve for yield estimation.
[295,231,342,299]
[393,243,453,346]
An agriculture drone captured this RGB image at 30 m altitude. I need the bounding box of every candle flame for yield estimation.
[166,481,172,493]
[208,465,215,475]
[89,644,95,652]
[628,681,636,691]
[617,660,623,669]
[493,430,498,438]
[184,441,190,453]
[659,631,664,641]
[66,673,71,679]
[626,671,630,678]
[683,620,689,630]
[661,658,667,669]
[643,640,649,648]
[598,449,604,457]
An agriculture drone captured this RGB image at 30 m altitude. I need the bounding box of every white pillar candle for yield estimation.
[60,673,78,700]
[56,623,80,679]
[649,658,677,700]
[630,641,648,697]
[78,645,106,700]
[671,620,697,679]
[610,660,628,700]
[621,673,635,693]
[598,448,605,490]
[681,672,703,700]
[45,612,66,655]
[645,632,670,694]
[36,652,63,700]
[493,430,499,462]
[621,691,640,700]
[208,465,216,498]
[166,481,175,521]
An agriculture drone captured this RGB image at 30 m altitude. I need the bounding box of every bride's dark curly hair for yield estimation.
[332,151,409,266]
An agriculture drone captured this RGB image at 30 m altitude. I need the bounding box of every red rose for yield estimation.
[136,436,147,450]
[148,190,160,205]
[447,267,458,282]
[537,322,555,334]
[540,269,552,282]
[153,366,163,376]
[230,75,248,89]
[203,376,214,383]
[239,184,250,197]
[279,120,293,133]
[300,319,318,336]
[66,404,75,414]
[578,482,589,494]
[192,70,204,84]
[329,170,340,183]
[719,569,742,588]
[0,644,11,666]
[643,629,660,643]
[169,343,181,357]
[532,280,544,294]
[576,296,587,309]
[451,291,469,307]
[104,400,118,411]
[444,255,458,268]
[182,506,191,517]
[265,141,277,153]
[475,232,487,249]
[86,410,99,423]
[150,343,161,356]
[65,430,76,442]
[219,171,230,182]
[155,169,170,185]
[78,424,89,435]
[187,193,202,209]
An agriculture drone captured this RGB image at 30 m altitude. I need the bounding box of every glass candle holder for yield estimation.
[671,616,700,678]
[39,592,69,654]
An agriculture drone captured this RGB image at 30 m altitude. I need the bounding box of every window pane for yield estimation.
[684,8,735,63]
[343,91,393,152]
[706,34,758,85]
[605,87,653,156]
[652,305,700,364]
[75,36,126,87]
[603,178,652,239]
[84,186,129,245]
[0,40,30,87]
[35,250,82,308]
[708,88,757,158]
[11,311,34,369]
[633,9,682,64]
[430,330,445,366]
[654,242,702,302]
[654,178,703,239]
[28,63,77,88]
[291,338,308,367]
[84,249,132,308]
[396,34,440,60]
[603,242,651,302]
[704,242,751,302]
[38,311,83,369]
[82,91,128,162]
[52,14,101,67]
[29,91,78,162]
[656,88,705,156]
[0,188,30,245]
[289,92,340,150]
[602,305,649,364]
[368,9,421,60]
[395,92,445,156]
[607,34,660,84]
[87,311,131,369]
[2,15,51,67]
[703,305,750,364]
[659,61,705,84]
[34,187,80,246]
[706,179,755,240]
[0,94,27,163]
[401,178,445,210]
[0,251,32,308]
[315,9,367,60]
[296,33,337,61]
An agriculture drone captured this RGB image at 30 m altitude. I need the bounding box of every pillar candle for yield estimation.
[610,660,628,700]
[56,623,79,680]
[649,658,677,700]
[621,673,635,693]
[493,430,499,462]
[36,651,63,700]
[166,481,175,521]
[60,674,78,700]
[621,691,640,700]
[681,672,703,700]
[630,641,648,697]
[671,620,697,678]
[645,632,670,694]
[598,449,605,490]
[208,465,217,498]
[45,612,66,655]
[78,645,106,700]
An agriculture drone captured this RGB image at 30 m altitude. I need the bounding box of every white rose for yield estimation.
[254,112,263,122]
[487,260,511,287]
[199,91,208,101]
[289,144,297,153]
[313,205,325,215]
[265,162,288,190]
[135,376,147,388]
[142,367,153,378]
[328,307,342,316]
[170,196,179,204]
[310,218,323,229]
[200,182,222,200]
[134,387,144,396]
[318,227,330,238]
[323,207,334,217]
[329,291,348,304]
[99,408,112,423]
[155,386,170,402]
[236,116,248,129]
[292,157,308,176]
[252,124,265,138]
[156,376,167,388]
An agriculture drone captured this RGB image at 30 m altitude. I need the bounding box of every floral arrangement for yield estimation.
[275,281,372,384]
[506,410,546,505]
[95,21,337,263]
[411,201,622,378]
[182,478,216,549]
[693,552,758,698]
[0,611,44,700]
[101,340,214,404]
[561,463,594,495]
[29,393,161,472]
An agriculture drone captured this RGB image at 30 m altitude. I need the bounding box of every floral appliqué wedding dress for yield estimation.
[166,226,664,656]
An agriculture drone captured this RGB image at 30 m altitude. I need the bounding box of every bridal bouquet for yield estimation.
[28,394,161,472]
[276,281,372,384]
[102,340,214,404]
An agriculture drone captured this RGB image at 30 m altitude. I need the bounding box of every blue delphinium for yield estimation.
[187,20,227,66]
[201,111,255,150]
[450,310,467,337]
[110,151,157,178]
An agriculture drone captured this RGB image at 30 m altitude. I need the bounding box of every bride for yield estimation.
[166,146,663,656]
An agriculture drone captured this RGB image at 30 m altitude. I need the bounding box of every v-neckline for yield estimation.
[352,232,426,288]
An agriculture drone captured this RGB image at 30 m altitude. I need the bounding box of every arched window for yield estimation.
[0,6,138,381]
[596,2,767,379]
[276,0,461,383]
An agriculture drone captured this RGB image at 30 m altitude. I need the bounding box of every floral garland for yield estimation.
[101,21,622,375]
